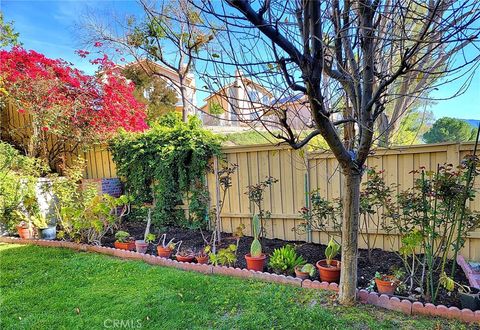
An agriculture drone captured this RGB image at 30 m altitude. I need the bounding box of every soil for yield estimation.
[104,222,469,309]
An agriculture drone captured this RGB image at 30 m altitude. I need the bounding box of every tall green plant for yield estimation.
[385,157,480,303]
[250,214,262,257]
[110,113,221,227]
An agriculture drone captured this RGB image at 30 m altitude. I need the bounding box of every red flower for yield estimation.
[18,108,25,114]
[41,126,49,132]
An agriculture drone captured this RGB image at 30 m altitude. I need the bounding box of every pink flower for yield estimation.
[94,41,103,47]
[75,49,90,58]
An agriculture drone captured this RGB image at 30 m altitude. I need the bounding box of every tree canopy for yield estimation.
[122,66,178,123]
[423,117,475,143]
[0,47,147,170]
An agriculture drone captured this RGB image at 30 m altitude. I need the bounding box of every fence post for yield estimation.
[214,156,222,243]
[304,149,312,243]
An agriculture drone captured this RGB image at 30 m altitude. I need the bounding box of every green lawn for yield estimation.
[0,243,469,329]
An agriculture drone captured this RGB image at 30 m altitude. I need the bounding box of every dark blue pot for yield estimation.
[40,226,56,240]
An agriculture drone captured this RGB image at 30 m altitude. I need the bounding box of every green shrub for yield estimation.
[109,113,221,228]
[206,244,237,267]
[0,142,47,232]
[268,245,306,275]
[51,159,131,244]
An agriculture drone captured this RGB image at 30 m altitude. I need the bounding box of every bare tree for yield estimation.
[190,0,480,304]
[80,0,214,122]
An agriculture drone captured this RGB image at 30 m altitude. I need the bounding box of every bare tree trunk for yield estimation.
[339,170,362,305]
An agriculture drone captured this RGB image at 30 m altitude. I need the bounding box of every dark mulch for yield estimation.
[103,221,469,309]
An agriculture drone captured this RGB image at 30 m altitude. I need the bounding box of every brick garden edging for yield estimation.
[1,237,479,324]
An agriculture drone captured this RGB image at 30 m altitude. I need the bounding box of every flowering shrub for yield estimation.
[0,47,147,170]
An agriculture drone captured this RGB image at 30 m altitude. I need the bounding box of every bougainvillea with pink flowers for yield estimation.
[0,47,147,170]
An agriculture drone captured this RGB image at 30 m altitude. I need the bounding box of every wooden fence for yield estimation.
[2,103,480,260]
[77,142,480,260]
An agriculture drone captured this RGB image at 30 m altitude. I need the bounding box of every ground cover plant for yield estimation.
[0,243,471,330]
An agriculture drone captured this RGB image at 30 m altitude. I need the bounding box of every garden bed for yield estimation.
[103,222,469,309]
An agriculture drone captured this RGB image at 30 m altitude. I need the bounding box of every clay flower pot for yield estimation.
[375,276,399,295]
[157,246,173,258]
[135,240,149,254]
[196,255,209,264]
[17,226,32,239]
[316,260,341,283]
[294,266,310,280]
[114,241,135,251]
[176,254,195,263]
[245,253,267,271]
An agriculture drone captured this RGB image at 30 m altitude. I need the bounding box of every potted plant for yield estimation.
[373,271,401,295]
[268,244,306,275]
[316,238,341,283]
[32,214,56,240]
[114,231,135,250]
[135,233,155,254]
[458,285,480,311]
[156,233,179,258]
[295,263,316,280]
[245,214,267,271]
[176,247,195,263]
[16,220,32,239]
[135,208,154,253]
[196,247,209,264]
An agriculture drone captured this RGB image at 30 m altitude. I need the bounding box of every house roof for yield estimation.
[202,72,273,103]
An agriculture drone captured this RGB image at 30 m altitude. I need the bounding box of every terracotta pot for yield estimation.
[245,253,267,271]
[176,254,195,263]
[135,240,149,254]
[17,226,31,239]
[157,246,173,258]
[316,259,341,283]
[294,266,310,280]
[375,276,399,295]
[128,241,136,250]
[114,241,135,251]
[196,255,209,264]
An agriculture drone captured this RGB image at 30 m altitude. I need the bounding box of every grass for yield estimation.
[0,243,470,330]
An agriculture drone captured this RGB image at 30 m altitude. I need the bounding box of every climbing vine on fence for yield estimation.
[109,113,222,227]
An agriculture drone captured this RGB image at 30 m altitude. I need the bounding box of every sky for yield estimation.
[2,0,480,120]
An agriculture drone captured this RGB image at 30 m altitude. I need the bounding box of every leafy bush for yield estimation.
[0,142,47,232]
[52,159,130,244]
[384,157,480,303]
[206,244,237,267]
[268,245,306,275]
[110,113,221,228]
